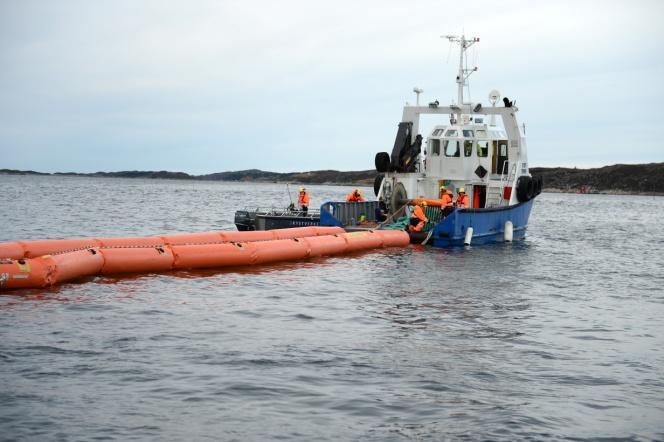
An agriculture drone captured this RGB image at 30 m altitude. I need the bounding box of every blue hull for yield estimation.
[430,199,534,247]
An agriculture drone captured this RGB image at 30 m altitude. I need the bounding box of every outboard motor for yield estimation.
[234,210,255,231]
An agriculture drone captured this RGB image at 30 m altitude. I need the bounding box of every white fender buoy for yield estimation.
[464,227,473,246]
[504,221,513,242]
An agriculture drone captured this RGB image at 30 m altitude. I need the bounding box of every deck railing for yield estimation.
[319,201,381,227]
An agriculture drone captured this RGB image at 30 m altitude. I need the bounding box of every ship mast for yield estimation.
[443,34,479,107]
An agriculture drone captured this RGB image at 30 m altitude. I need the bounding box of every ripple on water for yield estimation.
[1,178,663,440]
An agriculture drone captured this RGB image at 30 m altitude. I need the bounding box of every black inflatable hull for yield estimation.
[407,231,428,244]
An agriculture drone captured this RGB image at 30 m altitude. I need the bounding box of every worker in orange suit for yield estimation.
[346,188,365,202]
[408,201,428,232]
[440,186,454,207]
[298,187,310,214]
[455,187,469,208]
[439,185,456,217]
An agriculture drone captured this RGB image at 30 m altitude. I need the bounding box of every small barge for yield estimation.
[234,207,320,231]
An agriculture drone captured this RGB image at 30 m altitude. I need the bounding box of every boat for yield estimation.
[234,205,320,231]
[371,34,541,246]
[235,35,541,246]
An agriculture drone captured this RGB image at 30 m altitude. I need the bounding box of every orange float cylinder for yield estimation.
[0,242,26,260]
[48,249,104,284]
[374,230,410,248]
[218,226,343,243]
[270,226,319,240]
[97,237,164,248]
[218,231,278,243]
[171,242,255,269]
[160,232,225,245]
[21,239,102,258]
[302,226,345,237]
[0,257,54,290]
[301,235,349,258]
[341,231,384,253]
[252,238,310,264]
[99,246,175,275]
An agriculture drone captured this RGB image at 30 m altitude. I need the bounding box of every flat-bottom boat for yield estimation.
[234,206,320,231]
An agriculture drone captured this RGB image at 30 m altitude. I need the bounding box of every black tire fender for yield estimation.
[535,176,543,195]
[516,176,530,202]
[526,177,534,200]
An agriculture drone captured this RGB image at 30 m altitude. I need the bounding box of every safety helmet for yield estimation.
[419,200,427,206]
[354,188,361,193]
[299,187,305,192]
[440,185,446,190]
[458,187,465,193]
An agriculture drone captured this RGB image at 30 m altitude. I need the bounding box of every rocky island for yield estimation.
[2,163,663,195]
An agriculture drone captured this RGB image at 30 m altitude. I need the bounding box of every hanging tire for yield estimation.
[526,177,534,200]
[535,176,543,195]
[516,176,530,202]
[375,152,391,173]
[374,174,384,196]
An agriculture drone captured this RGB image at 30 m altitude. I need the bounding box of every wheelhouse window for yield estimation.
[499,140,508,156]
[445,129,458,137]
[432,129,444,136]
[476,140,489,157]
[462,129,474,138]
[430,139,441,156]
[476,129,487,138]
[444,140,460,157]
[464,140,473,157]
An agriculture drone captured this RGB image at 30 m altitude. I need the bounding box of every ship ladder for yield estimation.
[495,162,517,206]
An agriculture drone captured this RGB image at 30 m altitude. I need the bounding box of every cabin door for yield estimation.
[491,142,497,174]
[473,185,486,208]
[494,140,509,175]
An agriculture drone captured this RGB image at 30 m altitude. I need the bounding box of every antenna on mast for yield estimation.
[413,87,423,106]
[488,89,500,127]
[441,34,479,107]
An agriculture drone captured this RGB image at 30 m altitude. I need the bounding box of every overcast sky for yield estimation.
[1,0,662,173]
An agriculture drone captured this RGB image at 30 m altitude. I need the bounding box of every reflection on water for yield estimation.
[1,175,664,441]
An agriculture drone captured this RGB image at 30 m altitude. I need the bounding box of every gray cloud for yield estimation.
[1,0,662,173]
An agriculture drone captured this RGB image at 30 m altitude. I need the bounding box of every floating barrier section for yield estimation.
[0,228,409,290]
[0,226,345,260]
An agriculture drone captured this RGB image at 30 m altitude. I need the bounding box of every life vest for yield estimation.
[455,194,469,208]
[411,205,428,222]
[409,206,428,232]
[346,192,364,202]
[298,192,310,206]
[441,192,454,207]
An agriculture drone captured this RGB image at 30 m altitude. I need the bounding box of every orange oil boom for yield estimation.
[0,228,409,290]
[0,226,344,260]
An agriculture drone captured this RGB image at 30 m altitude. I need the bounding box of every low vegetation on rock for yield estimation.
[2,163,662,194]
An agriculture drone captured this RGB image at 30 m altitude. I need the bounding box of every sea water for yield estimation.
[1,174,663,441]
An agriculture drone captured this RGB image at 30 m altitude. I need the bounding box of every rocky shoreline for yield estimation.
[2,162,663,195]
